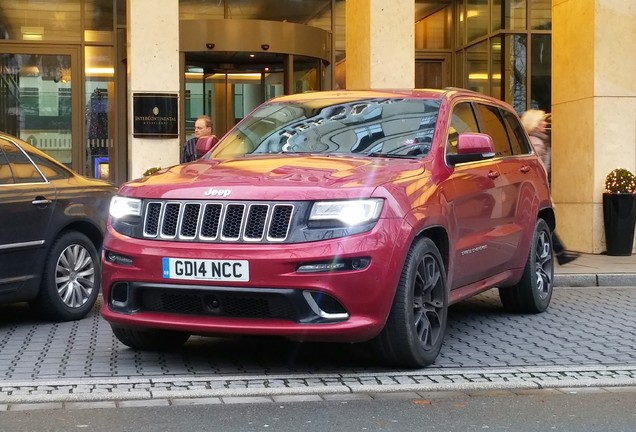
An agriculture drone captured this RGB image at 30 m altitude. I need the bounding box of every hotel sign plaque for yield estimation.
[133,93,178,138]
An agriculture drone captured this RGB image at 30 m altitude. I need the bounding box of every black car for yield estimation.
[0,132,116,321]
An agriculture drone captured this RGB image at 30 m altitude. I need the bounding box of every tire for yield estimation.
[499,218,554,313]
[371,237,448,368]
[32,231,101,322]
[112,326,190,351]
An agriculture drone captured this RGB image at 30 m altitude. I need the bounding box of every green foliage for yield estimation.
[143,166,162,177]
[605,168,636,194]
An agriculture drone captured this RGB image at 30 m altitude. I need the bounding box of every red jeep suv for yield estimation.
[101,89,555,368]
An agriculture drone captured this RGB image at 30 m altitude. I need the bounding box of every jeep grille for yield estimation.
[142,201,294,243]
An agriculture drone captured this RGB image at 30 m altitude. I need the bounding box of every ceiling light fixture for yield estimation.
[21,26,44,41]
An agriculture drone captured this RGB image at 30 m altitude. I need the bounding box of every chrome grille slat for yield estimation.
[142,200,294,243]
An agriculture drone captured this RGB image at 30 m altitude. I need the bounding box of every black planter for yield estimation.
[603,193,636,256]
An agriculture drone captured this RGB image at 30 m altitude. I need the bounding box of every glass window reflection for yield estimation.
[530,34,551,111]
[85,46,114,181]
[505,34,527,113]
[505,0,527,30]
[466,0,489,42]
[415,6,451,50]
[0,54,73,166]
[466,41,488,94]
[0,0,80,41]
[531,0,552,30]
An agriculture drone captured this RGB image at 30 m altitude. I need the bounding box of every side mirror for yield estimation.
[446,132,496,165]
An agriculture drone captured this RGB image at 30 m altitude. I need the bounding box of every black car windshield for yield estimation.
[209,97,440,159]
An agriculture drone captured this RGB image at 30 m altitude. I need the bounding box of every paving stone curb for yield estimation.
[1,365,636,406]
[554,273,636,287]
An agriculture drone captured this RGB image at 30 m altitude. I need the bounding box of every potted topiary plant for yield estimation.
[603,168,636,256]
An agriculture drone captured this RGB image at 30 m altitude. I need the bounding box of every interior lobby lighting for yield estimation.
[469,73,502,80]
[21,26,44,41]
[185,72,266,81]
[85,67,114,77]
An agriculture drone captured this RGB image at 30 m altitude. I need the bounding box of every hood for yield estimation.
[119,154,425,200]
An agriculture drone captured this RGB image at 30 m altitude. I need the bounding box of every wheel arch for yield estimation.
[54,220,105,251]
[538,206,556,232]
[414,225,449,276]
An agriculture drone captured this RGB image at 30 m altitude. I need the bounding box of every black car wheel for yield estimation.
[32,231,101,321]
[499,218,554,313]
[112,326,190,350]
[372,237,448,368]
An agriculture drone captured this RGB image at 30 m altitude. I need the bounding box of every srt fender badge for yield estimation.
[204,188,231,197]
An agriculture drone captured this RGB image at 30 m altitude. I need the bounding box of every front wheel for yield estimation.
[32,231,101,322]
[112,326,190,351]
[499,218,554,313]
[371,237,448,368]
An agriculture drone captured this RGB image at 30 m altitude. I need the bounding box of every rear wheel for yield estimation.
[499,218,553,313]
[372,237,448,368]
[32,231,100,322]
[112,326,190,350]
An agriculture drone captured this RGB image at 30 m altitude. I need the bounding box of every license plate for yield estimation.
[162,258,249,282]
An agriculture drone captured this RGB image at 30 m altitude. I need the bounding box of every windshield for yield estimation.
[208,97,440,159]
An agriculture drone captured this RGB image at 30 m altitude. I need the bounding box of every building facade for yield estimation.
[0,0,635,254]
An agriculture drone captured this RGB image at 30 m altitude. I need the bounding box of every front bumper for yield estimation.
[101,218,410,342]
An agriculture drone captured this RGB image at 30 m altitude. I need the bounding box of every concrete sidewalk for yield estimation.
[555,252,636,287]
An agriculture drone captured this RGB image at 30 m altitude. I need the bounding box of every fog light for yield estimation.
[351,258,370,270]
[105,251,133,266]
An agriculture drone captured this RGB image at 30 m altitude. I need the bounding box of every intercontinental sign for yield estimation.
[133,93,178,138]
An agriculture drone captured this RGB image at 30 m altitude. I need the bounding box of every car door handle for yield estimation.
[520,165,531,173]
[488,170,500,179]
[32,197,52,207]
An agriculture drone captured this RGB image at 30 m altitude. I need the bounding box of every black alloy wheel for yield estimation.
[372,237,448,368]
[499,218,554,313]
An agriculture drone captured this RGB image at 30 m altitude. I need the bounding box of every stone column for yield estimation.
[345,0,414,89]
[127,0,180,179]
[552,0,636,253]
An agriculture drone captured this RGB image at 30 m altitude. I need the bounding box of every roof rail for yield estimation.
[443,86,480,94]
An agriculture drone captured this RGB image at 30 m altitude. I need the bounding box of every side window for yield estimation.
[474,104,512,157]
[29,152,71,180]
[0,144,15,184]
[501,109,532,155]
[0,140,45,184]
[446,102,478,155]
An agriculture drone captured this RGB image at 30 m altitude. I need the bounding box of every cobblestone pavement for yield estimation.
[1,287,636,408]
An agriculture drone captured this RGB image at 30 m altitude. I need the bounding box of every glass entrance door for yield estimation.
[183,52,321,141]
[0,47,80,169]
[185,69,285,139]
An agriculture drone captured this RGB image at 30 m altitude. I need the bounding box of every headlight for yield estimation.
[109,196,142,219]
[309,199,383,226]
